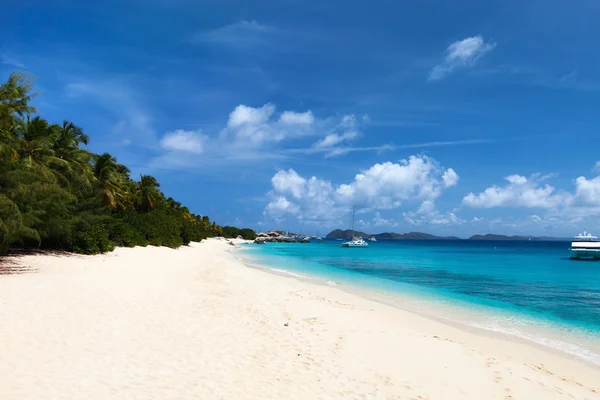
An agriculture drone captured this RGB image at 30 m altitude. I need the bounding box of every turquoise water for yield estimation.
[240,239,600,364]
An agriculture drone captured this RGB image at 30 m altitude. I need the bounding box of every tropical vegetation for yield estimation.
[0,72,253,255]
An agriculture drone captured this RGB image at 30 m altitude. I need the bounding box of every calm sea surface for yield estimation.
[241,239,600,365]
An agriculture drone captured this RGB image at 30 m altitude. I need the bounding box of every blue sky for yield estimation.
[3,0,600,237]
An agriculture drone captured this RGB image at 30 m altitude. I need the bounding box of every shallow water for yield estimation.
[241,239,600,365]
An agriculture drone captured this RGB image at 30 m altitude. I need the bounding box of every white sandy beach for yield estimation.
[1,239,598,400]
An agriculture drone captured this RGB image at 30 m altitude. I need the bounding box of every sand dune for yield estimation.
[0,239,598,399]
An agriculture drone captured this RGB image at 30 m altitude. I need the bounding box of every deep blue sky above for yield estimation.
[3,0,600,237]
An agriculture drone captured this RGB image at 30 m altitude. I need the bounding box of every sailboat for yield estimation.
[311,230,323,243]
[341,207,368,248]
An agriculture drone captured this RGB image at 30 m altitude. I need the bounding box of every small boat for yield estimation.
[570,230,600,259]
[368,236,377,242]
[342,207,368,248]
[342,237,368,247]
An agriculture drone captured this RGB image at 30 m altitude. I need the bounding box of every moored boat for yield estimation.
[342,207,368,248]
[570,231,600,259]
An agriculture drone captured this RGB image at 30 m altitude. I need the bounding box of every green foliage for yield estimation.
[221,226,257,240]
[0,71,255,256]
[0,194,40,254]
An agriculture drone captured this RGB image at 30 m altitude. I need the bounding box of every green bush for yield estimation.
[72,224,114,254]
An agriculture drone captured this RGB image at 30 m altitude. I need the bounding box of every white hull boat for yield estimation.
[570,231,600,259]
[342,207,368,248]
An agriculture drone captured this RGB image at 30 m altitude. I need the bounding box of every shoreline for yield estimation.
[239,250,600,370]
[1,239,599,399]
[237,244,600,369]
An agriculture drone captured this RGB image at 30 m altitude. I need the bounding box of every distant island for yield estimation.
[325,230,570,241]
[326,229,459,240]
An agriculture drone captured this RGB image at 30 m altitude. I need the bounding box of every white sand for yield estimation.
[1,239,598,400]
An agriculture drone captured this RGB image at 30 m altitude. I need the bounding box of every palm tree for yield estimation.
[93,153,131,210]
[49,121,94,192]
[0,72,36,122]
[133,175,162,212]
[12,117,70,185]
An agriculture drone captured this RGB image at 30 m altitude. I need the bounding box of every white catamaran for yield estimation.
[341,207,368,248]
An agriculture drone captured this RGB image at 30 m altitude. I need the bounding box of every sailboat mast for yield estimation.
[351,206,355,238]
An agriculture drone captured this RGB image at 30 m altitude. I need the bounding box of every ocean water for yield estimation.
[239,239,600,365]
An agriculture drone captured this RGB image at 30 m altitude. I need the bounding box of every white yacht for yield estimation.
[570,231,600,259]
[342,207,368,248]
[368,236,377,242]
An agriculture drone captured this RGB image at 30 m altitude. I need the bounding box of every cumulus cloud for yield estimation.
[152,103,367,170]
[442,168,459,187]
[373,212,398,227]
[228,104,275,128]
[431,212,460,225]
[462,174,568,209]
[263,155,459,223]
[279,111,314,125]
[417,200,436,215]
[429,35,496,81]
[462,164,600,227]
[571,175,600,207]
[160,129,206,154]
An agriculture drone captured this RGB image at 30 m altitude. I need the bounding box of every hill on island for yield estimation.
[468,234,570,241]
[325,230,569,241]
[325,230,459,240]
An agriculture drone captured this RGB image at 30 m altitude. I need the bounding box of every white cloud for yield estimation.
[373,212,398,227]
[442,168,459,187]
[271,169,307,199]
[264,155,458,223]
[264,196,300,219]
[228,104,275,128]
[431,212,459,225]
[571,175,600,207]
[429,35,496,81]
[150,103,368,171]
[308,114,362,157]
[160,129,206,154]
[417,200,436,214]
[461,167,600,230]
[279,111,314,125]
[403,204,466,226]
[313,131,359,149]
[462,174,568,209]
[594,161,600,172]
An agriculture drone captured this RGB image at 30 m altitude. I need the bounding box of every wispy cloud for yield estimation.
[288,138,493,157]
[394,138,493,149]
[479,65,600,92]
[65,78,156,146]
[192,20,274,47]
[1,54,25,68]
[429,36,496,81]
